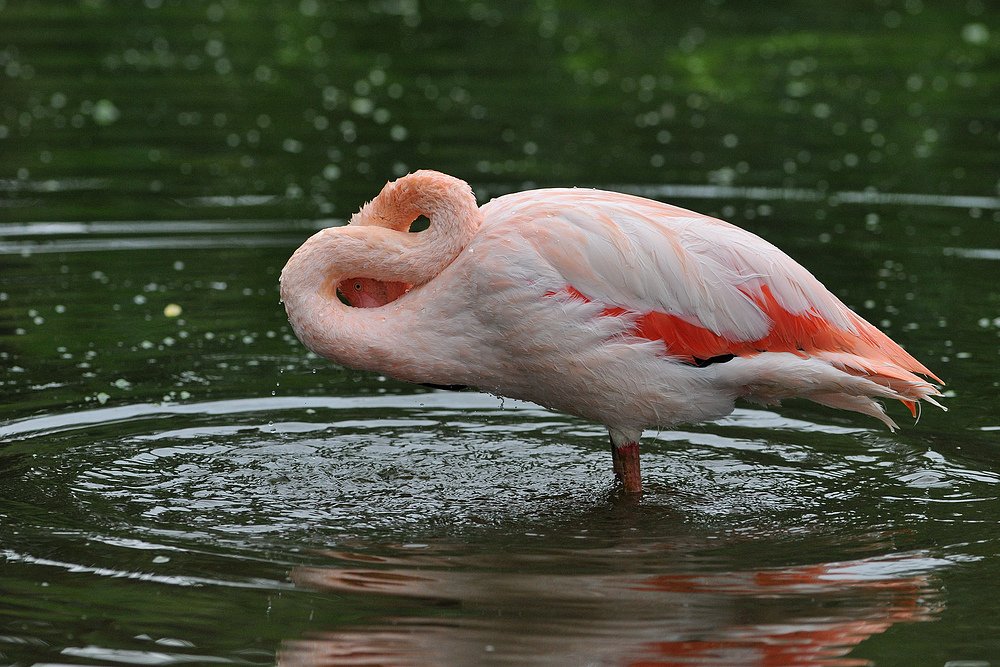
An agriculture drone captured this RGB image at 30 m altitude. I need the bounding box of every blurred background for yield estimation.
[2,2,1000,666]
[2,0,997,221]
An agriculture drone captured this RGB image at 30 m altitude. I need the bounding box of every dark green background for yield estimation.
[2,1,1000,665]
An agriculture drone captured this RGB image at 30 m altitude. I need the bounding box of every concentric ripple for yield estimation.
[3,392,1000,667]
[3,392,998,553]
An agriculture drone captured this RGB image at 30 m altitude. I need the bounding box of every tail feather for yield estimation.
[728,350,944,429]
[808,392,899,430]
[816,351,943,409]
[844,310,943,384]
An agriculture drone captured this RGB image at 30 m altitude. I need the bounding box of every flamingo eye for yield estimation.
[354,282,363,292]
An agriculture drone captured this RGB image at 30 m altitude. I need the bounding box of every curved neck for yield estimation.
[279,171,481,369]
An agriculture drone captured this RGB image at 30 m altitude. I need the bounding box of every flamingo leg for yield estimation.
[609,436,642,494]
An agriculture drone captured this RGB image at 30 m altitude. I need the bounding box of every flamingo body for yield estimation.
[281,171,942,493]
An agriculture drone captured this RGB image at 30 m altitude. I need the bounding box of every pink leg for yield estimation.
[610,438,642,494]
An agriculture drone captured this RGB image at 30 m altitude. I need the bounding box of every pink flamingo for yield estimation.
[280,170,943,493]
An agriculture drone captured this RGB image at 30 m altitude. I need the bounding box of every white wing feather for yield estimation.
[481,188,855,342]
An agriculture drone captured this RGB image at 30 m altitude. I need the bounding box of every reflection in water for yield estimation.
[281,550,943,667]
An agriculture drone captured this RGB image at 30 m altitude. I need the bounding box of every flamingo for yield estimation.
[280,170,943,493]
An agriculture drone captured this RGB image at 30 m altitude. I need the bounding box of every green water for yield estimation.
[2,1,1000,665]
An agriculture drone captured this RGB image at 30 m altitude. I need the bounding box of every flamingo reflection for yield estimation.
[279,549,943,667]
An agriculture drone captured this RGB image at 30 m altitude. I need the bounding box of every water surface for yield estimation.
[2,1,1000,665]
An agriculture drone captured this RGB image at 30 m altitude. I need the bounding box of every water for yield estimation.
[2,1,1000,665]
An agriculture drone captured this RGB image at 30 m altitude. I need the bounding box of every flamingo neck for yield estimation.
[279,170,481,370]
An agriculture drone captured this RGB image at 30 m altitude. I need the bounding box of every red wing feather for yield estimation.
[556,285,940,390]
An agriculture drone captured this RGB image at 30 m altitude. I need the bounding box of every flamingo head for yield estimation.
[339,278,411,308]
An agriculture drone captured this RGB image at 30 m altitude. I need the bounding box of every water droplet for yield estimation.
[92,99,120,126]
[962,22,990,45]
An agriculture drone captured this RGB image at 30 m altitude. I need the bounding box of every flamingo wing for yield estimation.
[483,189,940,417]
